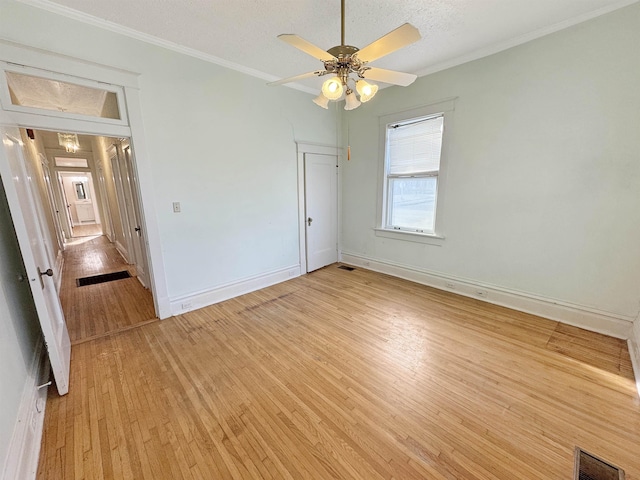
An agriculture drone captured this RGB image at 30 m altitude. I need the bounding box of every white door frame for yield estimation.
[56,170,75,234]
[296,142,342,274]
[95,160,115,242]
[108,143,133,262]
[0,41,171,319]
[122,141,150,287]
[37,153,65,253]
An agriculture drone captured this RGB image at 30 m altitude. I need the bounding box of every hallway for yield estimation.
[60,235,157,344]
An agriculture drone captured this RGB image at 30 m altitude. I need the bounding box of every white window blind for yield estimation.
[387,115,443,175]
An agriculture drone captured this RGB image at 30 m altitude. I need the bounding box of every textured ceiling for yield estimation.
[20,0,638,92]
[38,130,95,153]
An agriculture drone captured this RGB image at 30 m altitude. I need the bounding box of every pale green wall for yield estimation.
[0,0,337,468]
[341,3,640,317]
[0,0,338,300]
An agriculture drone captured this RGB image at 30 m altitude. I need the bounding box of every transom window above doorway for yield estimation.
[0,64,127,126]
[5,71,120,119]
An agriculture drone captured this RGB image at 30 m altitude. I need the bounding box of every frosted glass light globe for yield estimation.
[321,77,344,100]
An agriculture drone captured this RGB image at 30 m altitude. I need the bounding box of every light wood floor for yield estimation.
[39,265,639,479]
[71,223,103,238]
[60,235,156,344]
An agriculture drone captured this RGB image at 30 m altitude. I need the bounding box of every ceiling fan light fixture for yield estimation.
[312,92,330,109]
[321,77,344,100]
[344,89,361,110]
[272,2,421,111]
[356,80,378,102]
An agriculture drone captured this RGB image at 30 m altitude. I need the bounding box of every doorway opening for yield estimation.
[57,171,103,238]
[22,127,157,344]
[0,52,169,395]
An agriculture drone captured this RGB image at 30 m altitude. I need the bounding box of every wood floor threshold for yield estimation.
[71,317,159,345]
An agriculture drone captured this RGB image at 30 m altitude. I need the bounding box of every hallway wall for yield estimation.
[92,136,127,257]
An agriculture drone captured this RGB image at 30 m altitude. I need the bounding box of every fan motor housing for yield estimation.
[327,45,359,58]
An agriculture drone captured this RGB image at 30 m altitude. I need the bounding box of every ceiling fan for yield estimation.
[269,0,421,110]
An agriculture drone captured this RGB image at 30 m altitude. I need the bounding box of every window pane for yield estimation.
[388,177,437,232]
[388,116,443,174]
[6,71,121,119]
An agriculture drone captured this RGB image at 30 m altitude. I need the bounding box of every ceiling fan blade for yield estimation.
[356,23,421,63]
[267,71,323,86]
[278,34,337,62]
[363,67,417,87]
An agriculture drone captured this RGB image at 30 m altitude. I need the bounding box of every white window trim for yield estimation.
[376,98,456,244]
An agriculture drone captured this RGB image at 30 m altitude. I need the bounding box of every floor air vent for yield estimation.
[338,265,355,271]
[77,270,131,287]
[574,448,624,480]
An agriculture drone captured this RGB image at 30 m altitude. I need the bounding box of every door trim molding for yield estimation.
[296,142,341,274]
[0,41,171,319]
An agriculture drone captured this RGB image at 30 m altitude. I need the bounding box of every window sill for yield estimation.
[374,228,445,245]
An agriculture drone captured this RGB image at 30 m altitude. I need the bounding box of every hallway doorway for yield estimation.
[23,128,158,343]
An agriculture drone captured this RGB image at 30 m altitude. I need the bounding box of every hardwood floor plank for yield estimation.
[39,265,640,479]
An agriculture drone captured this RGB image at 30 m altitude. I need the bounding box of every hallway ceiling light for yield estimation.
[58,133,80,153]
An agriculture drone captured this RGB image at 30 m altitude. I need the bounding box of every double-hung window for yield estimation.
[384,113,444,234]
[377,99,454,241]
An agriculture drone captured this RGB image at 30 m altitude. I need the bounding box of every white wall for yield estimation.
[341,4,640,324]
[0,177,41,476]
[0,0,338,309]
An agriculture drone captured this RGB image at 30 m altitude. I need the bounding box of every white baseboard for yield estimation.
[1,340,49,480]
[340,252,634,340]
[629,320,640,397]
[169,265,301,316]
[114,240,128,263]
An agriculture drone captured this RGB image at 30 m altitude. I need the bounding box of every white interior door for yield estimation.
[109,146,133,262]
[0,127,71,395]
[122,143,150,287]
[305,153,338,272]
[39,156,65,251]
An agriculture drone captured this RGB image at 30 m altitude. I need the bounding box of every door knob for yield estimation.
[38,268,54,277]
[307,217,313,226]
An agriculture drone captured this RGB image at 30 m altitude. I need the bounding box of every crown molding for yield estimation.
[15,0,318,95]
[415,0,640,78]
[16,0,639,96]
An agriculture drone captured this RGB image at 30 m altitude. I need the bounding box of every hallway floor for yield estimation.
[60,235,157,344]
[71,223,103,237]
